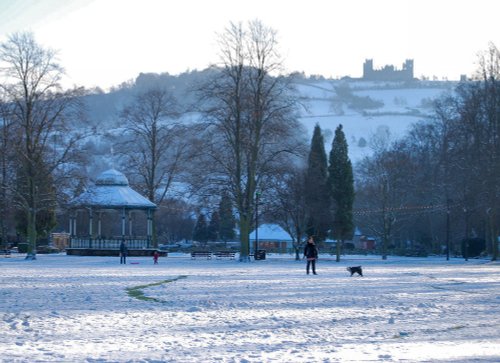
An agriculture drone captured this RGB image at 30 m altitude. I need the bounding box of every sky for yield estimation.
[0,0,498,90]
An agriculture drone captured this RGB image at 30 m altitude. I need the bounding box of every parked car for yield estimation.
[36,245,60,254]
[178,241,193,249]
[158,243,181,251]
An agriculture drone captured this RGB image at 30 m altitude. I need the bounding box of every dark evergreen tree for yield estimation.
[304,124,331,242]
[193,213,208,243]
[328,124,355,262]
[207,211,220,242]
[218,192,236,241]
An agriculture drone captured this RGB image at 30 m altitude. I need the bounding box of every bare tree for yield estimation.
[194,20,304,261]
[476,43,500,260]
[355,144,415,259]
[113,87,189,247]
[0,32,86,259]
[266,165,308,260]
[0,95,16,246]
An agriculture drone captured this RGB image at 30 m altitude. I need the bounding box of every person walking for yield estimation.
[119,241,128,264]
[303,236,318,275]
[153,250,159,264]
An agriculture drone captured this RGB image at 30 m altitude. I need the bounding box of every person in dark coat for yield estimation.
[120,241,128,264]
[153,250,159,264]
[303,236,318,275]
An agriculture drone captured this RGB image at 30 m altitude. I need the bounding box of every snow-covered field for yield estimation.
[1,253,499,362]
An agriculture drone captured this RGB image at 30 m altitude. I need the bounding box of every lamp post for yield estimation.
[446,199,451,261]
[255,191,260,253]
[463,207,468,261]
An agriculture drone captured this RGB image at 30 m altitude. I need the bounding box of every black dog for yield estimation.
[346,266,363,276]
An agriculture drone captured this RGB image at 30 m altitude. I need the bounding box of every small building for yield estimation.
[66,169,157,256]
[249,224,294,253]
[51,232,70,251]
[360,235,376,250]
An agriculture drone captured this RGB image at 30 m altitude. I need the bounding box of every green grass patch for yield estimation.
[126,275,187,303]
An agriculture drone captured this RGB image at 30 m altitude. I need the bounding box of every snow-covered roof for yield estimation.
[71,169,156,209]
[250,224,292,241]
[95,169,129,186]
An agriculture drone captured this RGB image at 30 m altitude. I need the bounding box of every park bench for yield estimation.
[214,251,236,260]
[191,251,212,260]
[0,249,11,256]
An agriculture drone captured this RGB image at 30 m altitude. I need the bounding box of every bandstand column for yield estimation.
[72,213,77,237]
[97,212,102,237]
[128,211,133,236]
[89,208,93,236]
[147,209,151,237]
[89,208,93,248]
[121,208,126,237]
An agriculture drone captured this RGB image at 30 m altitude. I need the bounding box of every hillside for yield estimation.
[82,71,457,168]
[294,78,455,162]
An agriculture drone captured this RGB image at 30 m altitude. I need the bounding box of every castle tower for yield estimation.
[363,59,373,79]
[403,59,414,79]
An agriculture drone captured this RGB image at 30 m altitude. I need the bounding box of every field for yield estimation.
[1,253,499,362]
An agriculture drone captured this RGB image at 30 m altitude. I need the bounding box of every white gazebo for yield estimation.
[67,169,157,256]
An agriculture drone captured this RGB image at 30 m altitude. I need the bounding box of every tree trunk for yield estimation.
[489,208,498,261]
[336,239,341,262]
[239,216,251,262]
[26,206,37,260]
[152,210,158,248]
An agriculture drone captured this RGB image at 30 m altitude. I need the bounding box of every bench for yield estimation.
[191,251,212,260]
[0,249,11,256]
[214,251,236,260]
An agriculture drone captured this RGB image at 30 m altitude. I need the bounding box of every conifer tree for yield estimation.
[328,124,355,262]
[304,124,331,241]
[193,213,208,244]
[207,211,220,242]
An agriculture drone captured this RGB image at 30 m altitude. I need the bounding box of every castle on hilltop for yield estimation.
[363,59,414,81]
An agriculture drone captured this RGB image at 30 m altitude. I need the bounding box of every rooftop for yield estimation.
[70,169,156,209]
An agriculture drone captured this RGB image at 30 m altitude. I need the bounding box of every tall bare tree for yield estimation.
[266,165,308,260]
[0,95,16,246]
[356,142,415,259]
[476,43,500,260]
[195,20,304,261]
[114,87,188,247]
[0,32,86,259]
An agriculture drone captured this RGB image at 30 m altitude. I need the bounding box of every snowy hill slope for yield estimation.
[83,73,457,168]
[294,79,455,162]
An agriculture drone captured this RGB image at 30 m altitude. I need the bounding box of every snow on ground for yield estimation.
[1,253,499,362]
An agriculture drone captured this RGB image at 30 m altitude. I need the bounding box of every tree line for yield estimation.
[0,26,498,262]
[355,43,500,261]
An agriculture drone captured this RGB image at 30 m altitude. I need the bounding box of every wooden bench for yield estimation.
[191,251,212,260]
[0,249,11,257]
[214,251,236,260]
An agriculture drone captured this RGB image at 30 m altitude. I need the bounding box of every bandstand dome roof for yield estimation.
[70,169,156,209]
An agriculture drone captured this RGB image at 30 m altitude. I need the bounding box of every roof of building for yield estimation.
[250,224,292,241]
[70,169,156,209]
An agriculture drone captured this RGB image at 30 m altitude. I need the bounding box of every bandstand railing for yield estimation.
[69,236,151,249]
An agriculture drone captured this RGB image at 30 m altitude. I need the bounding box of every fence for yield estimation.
[69,237,151,250]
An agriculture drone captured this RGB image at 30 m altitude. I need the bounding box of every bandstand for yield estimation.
[66,169,157,256]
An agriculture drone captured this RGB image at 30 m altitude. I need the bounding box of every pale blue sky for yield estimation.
[0,0,498,90]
